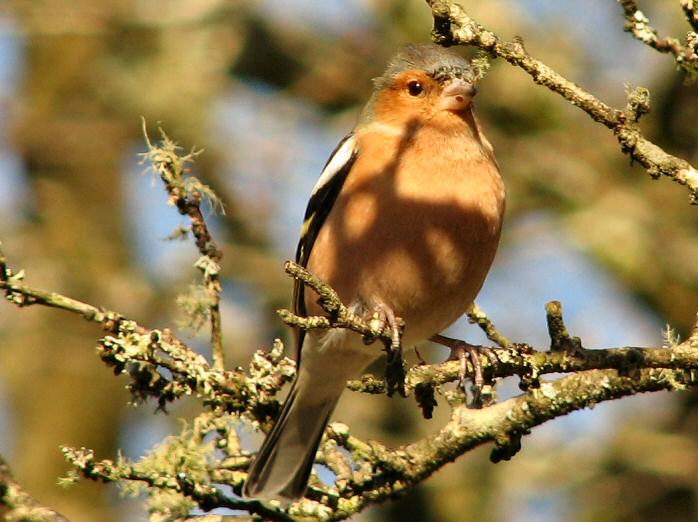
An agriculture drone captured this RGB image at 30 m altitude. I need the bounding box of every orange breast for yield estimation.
[306,115,505,345]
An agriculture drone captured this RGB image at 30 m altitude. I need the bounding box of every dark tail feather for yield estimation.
[242,377,340,501]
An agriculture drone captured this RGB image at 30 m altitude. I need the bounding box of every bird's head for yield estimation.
[363,44,477,127]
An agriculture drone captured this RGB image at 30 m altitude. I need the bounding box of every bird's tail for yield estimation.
[242,360,344,501]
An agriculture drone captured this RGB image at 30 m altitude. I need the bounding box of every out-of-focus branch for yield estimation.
[1,245,121,330]
[0,455,69,522]
[142,123,227,370]
[427,0,698,203]
[682,0,698,31]
[618,0,698,75]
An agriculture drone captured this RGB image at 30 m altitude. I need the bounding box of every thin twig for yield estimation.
[618,0,698,75]
[467,303,512,348]
[280,260,405,344]
[142,121,226,370]
[681,0,698,32]
[545,300,583,353]
[1,244,120,330]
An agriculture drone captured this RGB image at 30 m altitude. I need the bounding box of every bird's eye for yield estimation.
[406,80,424,96]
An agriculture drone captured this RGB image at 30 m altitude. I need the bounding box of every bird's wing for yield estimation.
[292,132,358,356]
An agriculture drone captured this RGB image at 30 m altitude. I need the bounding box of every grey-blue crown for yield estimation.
[376,43,473,89]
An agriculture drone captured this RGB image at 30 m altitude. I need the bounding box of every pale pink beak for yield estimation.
[438,78,477,112]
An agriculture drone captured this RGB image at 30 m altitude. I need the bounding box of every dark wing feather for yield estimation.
[292,132,358,359]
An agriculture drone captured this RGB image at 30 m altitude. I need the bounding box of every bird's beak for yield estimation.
[438,78,477,112]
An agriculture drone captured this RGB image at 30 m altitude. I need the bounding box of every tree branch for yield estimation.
[427,0,698,203]
[4,207,698,520]
[61,447,293,522]
[142,122,227,370]
[331,365,697,513]
[618,0,698,75]
[681,0,698,32]
[0,245,294,420]
[0,247,112,324]
[278,261,404,346]
[0,455,69,522]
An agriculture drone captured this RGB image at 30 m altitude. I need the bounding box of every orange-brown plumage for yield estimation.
[307,94,504,342]
[244,43,505,502]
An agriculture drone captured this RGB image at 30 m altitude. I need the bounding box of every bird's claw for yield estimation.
[447,342,495,389]
[432,334,498,407]
[362,302,402,351]
[362,302,405,397]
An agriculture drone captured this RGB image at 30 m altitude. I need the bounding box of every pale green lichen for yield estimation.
[470,51,491,82]
[194,255,220,279]
[663,324,681,348]
[539,382,557,400]
[184,177,225,215]
[176,283,214,332]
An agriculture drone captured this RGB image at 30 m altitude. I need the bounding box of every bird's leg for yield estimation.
[365,301,405,397]
[430,334,498,405]
[414,346,427,365]
[377,302,402,353]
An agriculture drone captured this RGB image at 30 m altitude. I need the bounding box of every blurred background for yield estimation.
[0,0,696,520]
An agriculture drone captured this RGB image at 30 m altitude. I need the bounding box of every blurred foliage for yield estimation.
[0,0,696,520]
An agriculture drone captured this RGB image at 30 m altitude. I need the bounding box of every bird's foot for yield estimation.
[365,302,402,352]
[431,334,498,407]
[363,301,405,397]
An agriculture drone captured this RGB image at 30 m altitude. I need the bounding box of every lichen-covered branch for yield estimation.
[4,248,698,520]
[3,76,698,520]
[466,302,512,348]
[279,261,404,346]
[348,337,698,394]
[329,365,697,513]
[0,246,112,324]
[427,0,698,203]
[618,0,698,75]
[1,245,294,421]
[61,445,293,522]
[142,122,227,369]
[0,455,69,522]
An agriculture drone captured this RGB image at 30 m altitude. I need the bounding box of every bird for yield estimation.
[243,43,506,501]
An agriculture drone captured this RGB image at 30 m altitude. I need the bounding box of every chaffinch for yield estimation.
[243,43,506,501]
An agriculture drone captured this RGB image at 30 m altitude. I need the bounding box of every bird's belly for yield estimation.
[356,221,499,343]
[307,197,501,345]
[305,128,505,346]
